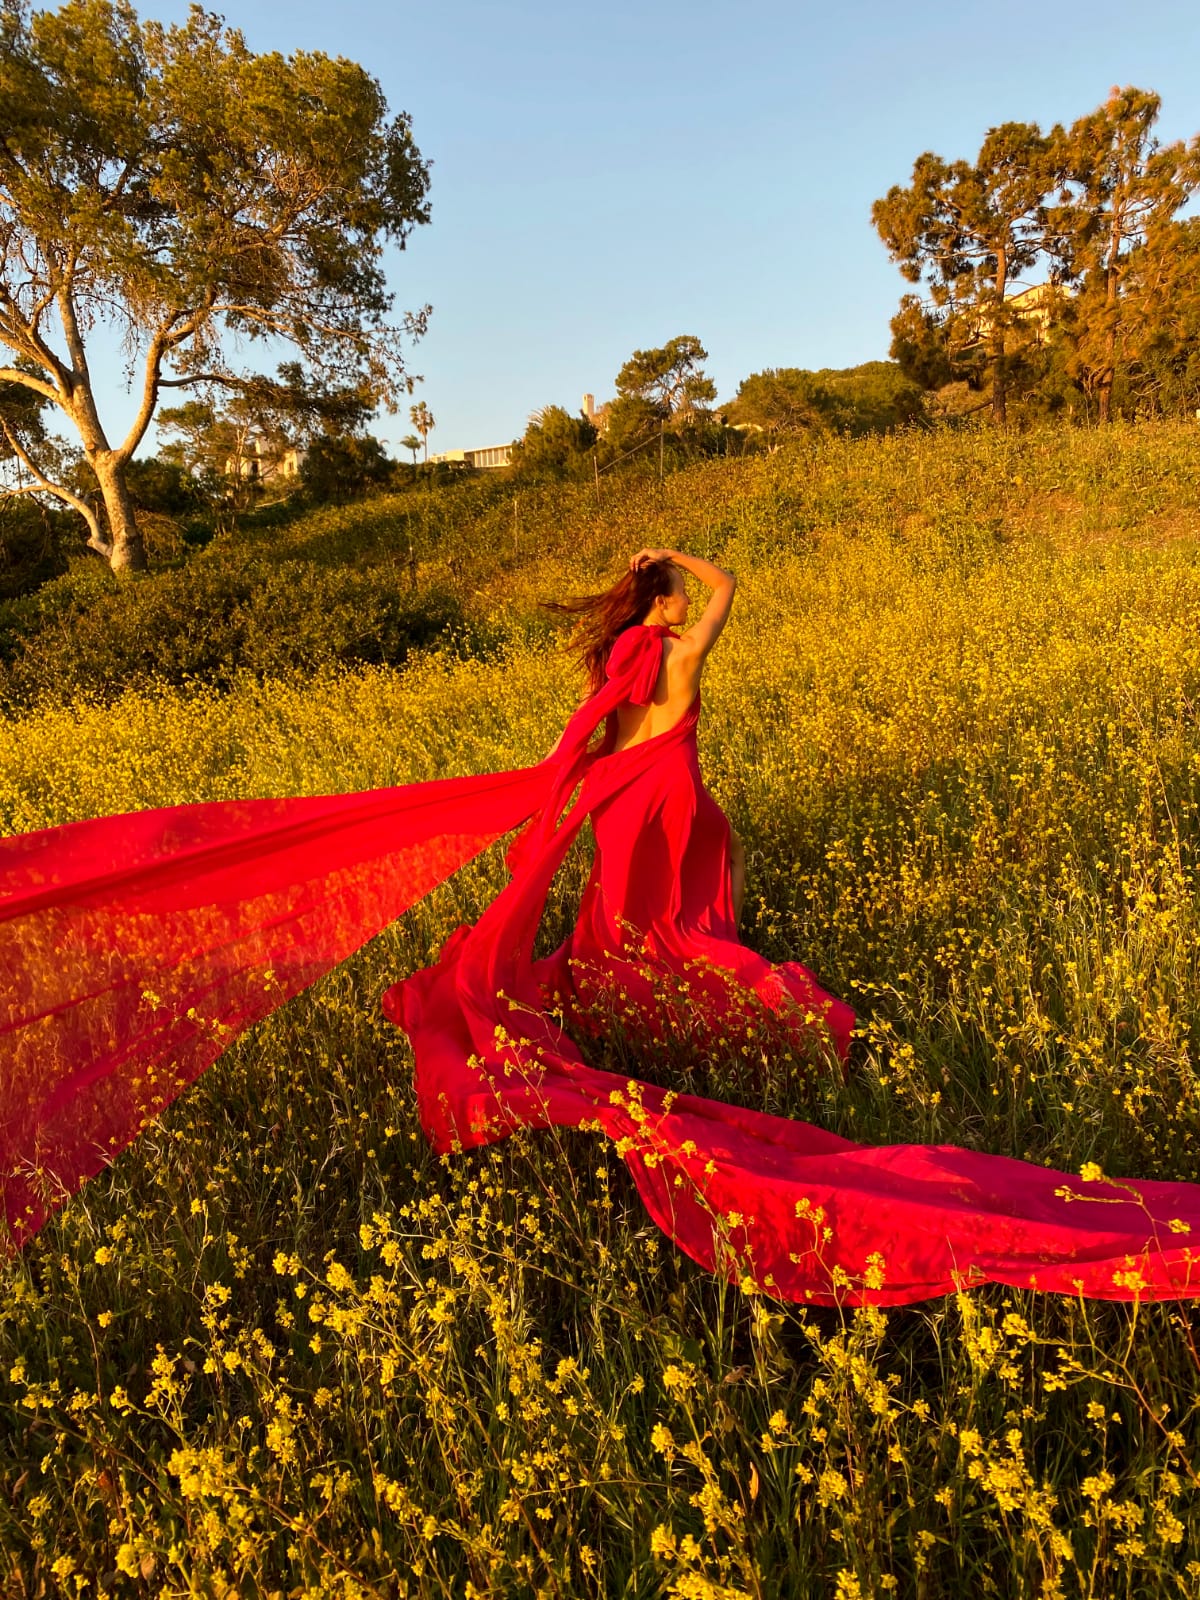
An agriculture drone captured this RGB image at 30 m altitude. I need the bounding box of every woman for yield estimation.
[381,548,854,1165]
[521,546,853,1064]
[560,546,749,923]
[4,551,1200,1305]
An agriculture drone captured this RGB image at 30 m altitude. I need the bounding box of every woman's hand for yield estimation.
[629,546,676,571]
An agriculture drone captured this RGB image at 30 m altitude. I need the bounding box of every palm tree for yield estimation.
[409,402,435,462]
[400,433,422,475]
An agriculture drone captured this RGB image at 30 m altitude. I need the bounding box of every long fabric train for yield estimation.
[3,624,1200,1304]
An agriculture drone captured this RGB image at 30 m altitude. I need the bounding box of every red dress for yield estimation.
[546,674,855,1057]
[3,623,1200,1304]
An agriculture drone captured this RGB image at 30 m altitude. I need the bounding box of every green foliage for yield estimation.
[1,562,461,704]
[0,544,464,704]
[299,433,395,504]
[120,457,209,516]
[597,392,663,457]
[1120,218,1200,417]
[0,498,71,598]
[0,0,430,567]
[159,367,381,504]
[727,366,830,435]
[875,87,1200,424]
[410,401,435,462]
[1050,88,1200,421]
[510,405,597,479]
[820,361,928,433]
[730,361,926,438]
[615,334,717,423]
[873,122,1060,423]
[0,361,51,457]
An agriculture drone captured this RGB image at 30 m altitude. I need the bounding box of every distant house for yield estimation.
[224,435,308,482]
[429,443,514,470]
[967,282,1064,348]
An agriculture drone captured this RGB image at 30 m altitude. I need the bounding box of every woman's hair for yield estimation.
[541,560,677,696]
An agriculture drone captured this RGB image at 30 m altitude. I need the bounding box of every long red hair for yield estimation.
[542,560,677,696]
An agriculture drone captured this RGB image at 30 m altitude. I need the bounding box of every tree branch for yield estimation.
[0,418,107,554]
[157,372,243,389]
[0,481,53,500]
[0,366,60,403]
[0,280,76,403]
[55,276,110,451]
[118,292,219,461]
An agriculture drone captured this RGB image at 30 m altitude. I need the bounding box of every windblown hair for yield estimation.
[542,560,677,696]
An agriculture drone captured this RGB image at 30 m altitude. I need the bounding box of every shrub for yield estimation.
[0,559,464,705]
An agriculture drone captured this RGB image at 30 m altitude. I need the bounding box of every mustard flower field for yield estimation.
[4,424,1200,1597]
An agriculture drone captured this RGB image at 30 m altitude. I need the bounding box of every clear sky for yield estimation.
[102,0,1200,456]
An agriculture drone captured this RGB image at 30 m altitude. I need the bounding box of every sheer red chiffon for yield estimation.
[3,623,1200,1304]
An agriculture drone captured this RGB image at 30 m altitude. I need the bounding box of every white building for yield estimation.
[429,443,514,470]
[224,435,308,482]
[968,282,1064,348]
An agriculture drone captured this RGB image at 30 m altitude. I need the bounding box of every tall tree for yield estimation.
[0,0,430,571]
[1051,88,1200,422]
[410,400,435,462]
[873,124,1056,423]
[400,433,422,469]
[615,335,716,424]
[1120,217,1200,416]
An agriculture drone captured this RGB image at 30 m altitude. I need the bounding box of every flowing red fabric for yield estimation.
[4,623,1200,1304]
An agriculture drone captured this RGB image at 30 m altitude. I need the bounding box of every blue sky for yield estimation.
[97,0,1200,456]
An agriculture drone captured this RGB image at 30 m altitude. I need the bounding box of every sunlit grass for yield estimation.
[4,422,1200,1596]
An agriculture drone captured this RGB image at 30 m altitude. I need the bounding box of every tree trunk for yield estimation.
[92,453,147,573]
[1097,212,1123,425]
[1097,317,1118,423]
[992,248,1010,426]
[1097,372,1113,424]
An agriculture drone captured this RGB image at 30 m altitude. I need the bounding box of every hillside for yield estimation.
[5,422,1200,1595]
[4,420,1200,711]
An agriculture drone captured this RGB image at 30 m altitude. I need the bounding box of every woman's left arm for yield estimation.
[632,546,736,660]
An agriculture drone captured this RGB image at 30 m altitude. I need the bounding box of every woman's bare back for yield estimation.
[610,633,702,753]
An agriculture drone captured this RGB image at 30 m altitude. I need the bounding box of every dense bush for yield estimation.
[0,499,75,599]
[0,557,465,705]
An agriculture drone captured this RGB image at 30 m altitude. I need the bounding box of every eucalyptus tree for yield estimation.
[0,0,430,571]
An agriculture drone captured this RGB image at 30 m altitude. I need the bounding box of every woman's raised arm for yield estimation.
[630,546,737,658]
